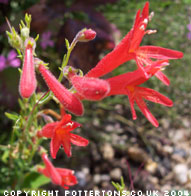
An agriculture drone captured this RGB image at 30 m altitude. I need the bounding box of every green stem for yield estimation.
[58,39,76,82]
[58,49,71,82]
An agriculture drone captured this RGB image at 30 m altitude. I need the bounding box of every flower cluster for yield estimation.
[6,1,183,189]
[85,2,183,127]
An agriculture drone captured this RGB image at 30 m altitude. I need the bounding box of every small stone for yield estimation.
[82,167,90,175]
[145,159,158,174]
[188,169,191,181]
[93,186,99,191]
[163,146,173,154]
[92,118,100,126]
[100,143,115,160]
[173,148,187,157]
[171,154,185,163]
[182,118,190,128]
[101,181,110,188]
[93,174,101,184]
[92,143,101,161]
[161,118,170,129]
[162,158,171,170]
[170,130,185,143]
[115,104,123,114]
[101,174,111,182]
[110,168,122,180]
[148,176,159,185]
[127,146,149,162]
[105,124,114,132]
[161,185,172,192]
[173,164,188,184]
[159,166,168,178]
[76,171,86,186]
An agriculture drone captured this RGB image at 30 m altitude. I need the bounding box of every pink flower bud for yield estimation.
[38,64,84,116]
[77,28,96,42]
[83,29,96,40]
[19,39,37,98]
[70,76,110,101]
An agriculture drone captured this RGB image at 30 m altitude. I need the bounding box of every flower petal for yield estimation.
[60,114,72,125]
[59,171,78,187]
[86,31,134,78]
[187,24,191,31]
[133,9,141,29]
[142,2,149,19]
[38,122,58,138]
[126,90,137,120]
[129,2,149,52]
[138,46,183,60]
[136,87,173,106]
[107,69,147,96]
[135,97,159,127]
[58,114,81,132]
[9,59,21,68]
[61,135,72,157]
[62,121,81,132]
[37,167,49,177]
[7,50,17,61]
[50,135,61,159]
[135,57,150,78]
[69,121,81,130]
[145,60,169,76]
[41,153,62,185]
[70,133,89,146]
[187,32,191,40]
[155,71,170,86]
[56,168,74,176]
[57,168,78,187]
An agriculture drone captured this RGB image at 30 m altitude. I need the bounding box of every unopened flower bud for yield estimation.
[70,76,110,101]
[38,64,84,116]
[19,38,37,98]
[83,29,96,40]
[77,28,96,42]
[21,27,30,39]
[6,29,22,51]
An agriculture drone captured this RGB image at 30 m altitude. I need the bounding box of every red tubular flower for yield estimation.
[38,153,77,189]
[106,61,172,127]
[19,39,37,98]
[69,75,110,101]
[38,114,89,158]
[107,60,169,90]
[38,64,84,116]
[86,1,183,82]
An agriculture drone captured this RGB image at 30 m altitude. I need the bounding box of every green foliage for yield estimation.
[112,177,126,192]
[21,172,50,189]
[5,112,19,121]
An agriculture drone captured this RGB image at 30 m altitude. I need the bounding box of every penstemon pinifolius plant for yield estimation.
[1,1,183,191]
